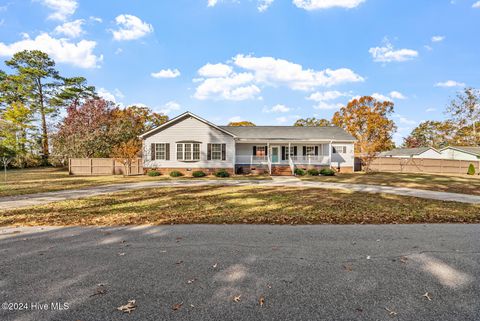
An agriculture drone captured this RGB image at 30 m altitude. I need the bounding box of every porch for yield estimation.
[234,142,332,175]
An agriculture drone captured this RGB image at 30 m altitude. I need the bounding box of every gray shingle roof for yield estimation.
[219,126,356,141]
[448,146,480,156]
[378,147,433,157]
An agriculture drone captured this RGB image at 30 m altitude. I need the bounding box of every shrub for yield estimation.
[192,170,206,178]
[294,168,305,176]
[170,170,183,177]
[215,169,230,177]
[320,168,335,176]
[306,168,319,176]
[467,164,476,175]
[147,170,161,177]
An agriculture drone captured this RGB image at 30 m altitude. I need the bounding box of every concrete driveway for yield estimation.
[0,224,478,321]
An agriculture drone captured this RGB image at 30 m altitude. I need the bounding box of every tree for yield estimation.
[446,87,480,146]
[294,117,331,127]
[227,121,256,126]
[50,76,97,108]
[332,96,396,171]
[5,50,61,163]
[402,121,454,149]
[0,145,16,182]
[111,139,141,176]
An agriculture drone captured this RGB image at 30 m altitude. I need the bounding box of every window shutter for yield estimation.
[264,146,268,156]
[151,143,156,160]
[293,146,297,156]
[302,146,306,156]
[253,146,257,156]
[165,143,170,160]
[222,144,226,161]
[314,146,319,156]
[207,143,212,160]
[281,146,286,160]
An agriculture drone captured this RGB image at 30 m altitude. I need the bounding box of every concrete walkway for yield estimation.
[1,178,480,210]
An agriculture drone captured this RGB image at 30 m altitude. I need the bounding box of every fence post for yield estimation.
[90,158,93,175]
[68,158,72,175]
[112,159,115,175]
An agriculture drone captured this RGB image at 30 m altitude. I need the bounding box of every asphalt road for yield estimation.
[0,225,479,321]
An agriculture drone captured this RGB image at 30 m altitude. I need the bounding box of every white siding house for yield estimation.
[440,146,480,161]
[378,147,443,159]
[139,112,357,175]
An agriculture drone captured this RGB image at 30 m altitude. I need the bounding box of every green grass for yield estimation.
[301,172,480,196]
[0,167,270,197]
[1,186,479,226]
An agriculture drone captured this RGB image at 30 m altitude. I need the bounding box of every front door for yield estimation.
[271,146,279,163]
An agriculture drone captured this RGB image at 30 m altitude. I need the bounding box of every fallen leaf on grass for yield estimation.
[187,279,196,284]
[90,284,107,297]
[172,302,183,311]
[118,252,125,256]
[385,307,397,316]
[259,296,265,307]
[233,295,241,302]
[422,292,432,301]
[212,263,218,269]
[343,264,353,272]
[117,300,136,313]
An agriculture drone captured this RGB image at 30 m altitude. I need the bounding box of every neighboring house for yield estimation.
[378,147,443,159]
[440,146,480,161]
[139,111,356,175]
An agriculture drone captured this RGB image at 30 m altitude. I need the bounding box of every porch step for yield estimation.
[271,165,293,176]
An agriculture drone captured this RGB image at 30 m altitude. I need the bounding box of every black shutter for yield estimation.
[302,146,306,156]
[265,146,268,156]
[151,143,156,160]
[165,144,170,160]
[207,144,212,160]
[293,146,297,156]
[314,146,319,156]
[253,146,257,156]
[281,146,286,160]
[221,144,226,161]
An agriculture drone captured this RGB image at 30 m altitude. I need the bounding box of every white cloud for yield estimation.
[198,63,232,77]
[473,1,480,8]
[258,0,274,11]
[431,35,445,42]
[208,0,218,7]
[263,104,290,113]
[0,33,102,68]
[425,107,436,112]
[38,0,78,21]
[194,54,363,101]
[98,88,116,102]
[158,101,181,115]
[114,48,123,55]
[435,80,465,87]
[394,113,416,125]
[114,88,125,100]
[313,102,343,110]
[389,91,406,99]
[54,19,84,38]
[0,19,4,27]
[293,0,365,10]
[89,16,102,23]
[111,14,153,41]
[371,92,392,102]
[151,69,181,79]
[233,54,364,90]
[369,39,418,63]
[307,90,348,101]
[228,116,242,122]
[275,116,288,123]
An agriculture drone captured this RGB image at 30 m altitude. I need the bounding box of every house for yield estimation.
[139,111,356,176]
[378,147,443,159]
[440,146,480,161]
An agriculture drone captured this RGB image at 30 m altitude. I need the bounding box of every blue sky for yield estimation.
[1,0,479,144]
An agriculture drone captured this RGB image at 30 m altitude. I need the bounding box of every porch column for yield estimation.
[288,142,291,161]
[328,141,332,167]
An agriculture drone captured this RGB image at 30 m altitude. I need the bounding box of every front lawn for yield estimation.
[301,172,480,196]
[1,186,478,226]
[0,167,270,197]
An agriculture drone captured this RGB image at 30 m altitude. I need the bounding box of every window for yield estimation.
[155,143,166,160]
[177,143,200,161]
[285,146,295,158]
[305,146,315,156]
[255,146,266,156]
[333,145,347,154]
[211,143,222,160]
[151,143,169,160]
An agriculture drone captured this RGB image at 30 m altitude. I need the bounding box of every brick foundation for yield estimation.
[144,167,234,176]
